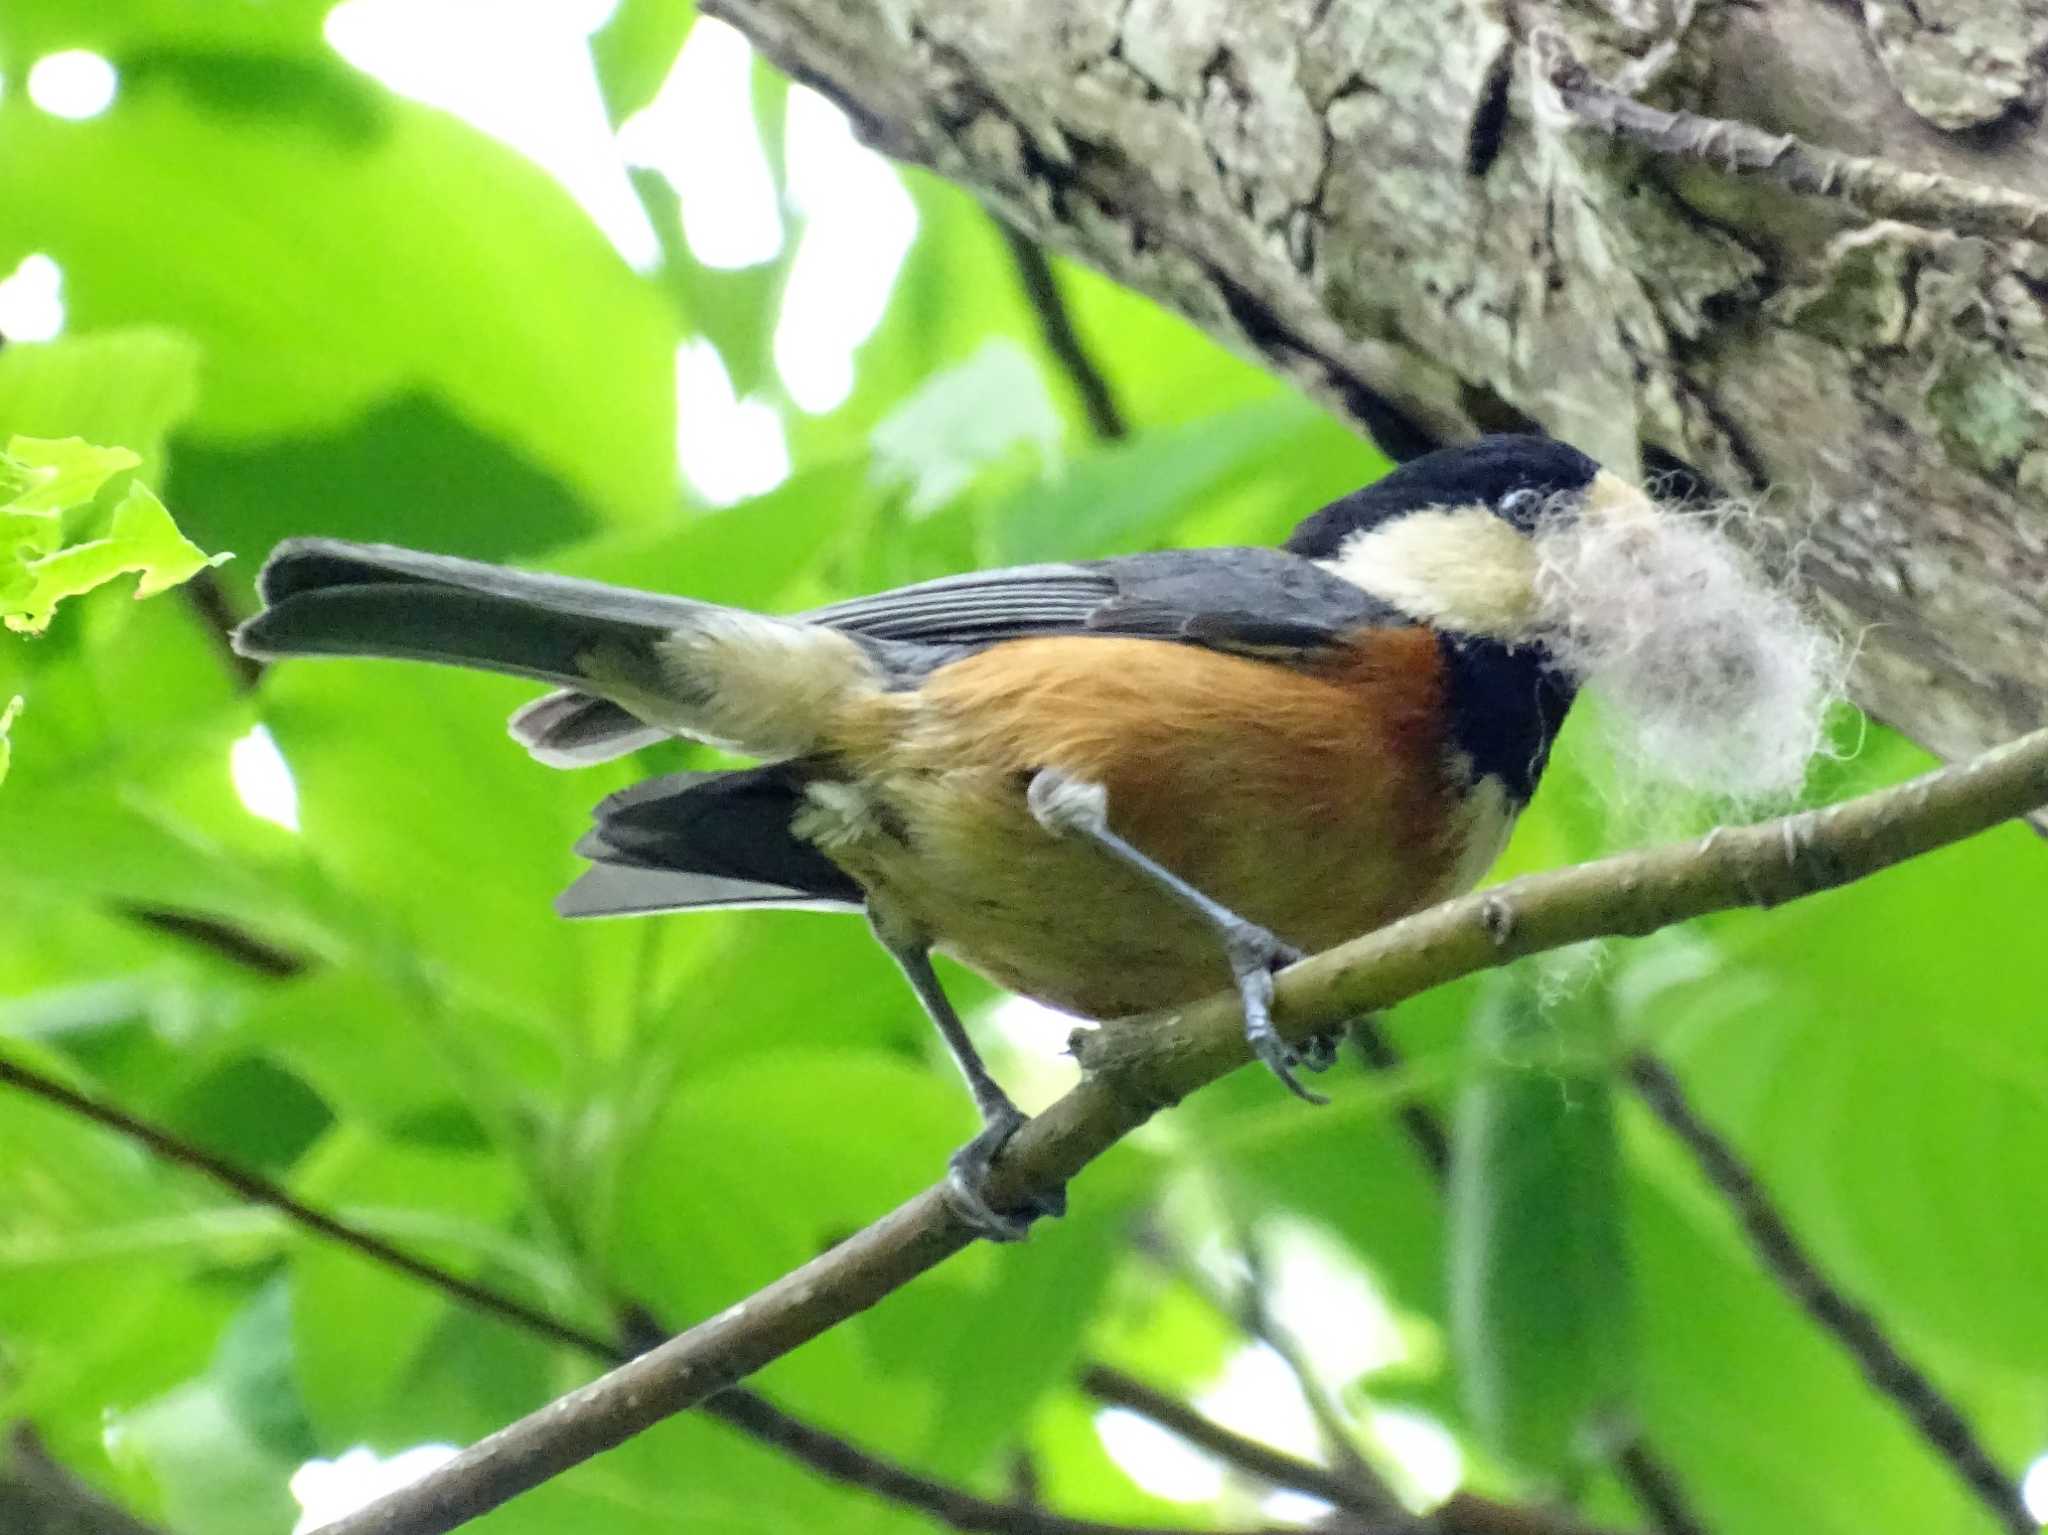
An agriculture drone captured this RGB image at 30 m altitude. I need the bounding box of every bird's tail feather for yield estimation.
[234,538,882,765]
[232,538,709,695]
[508,689,667,767]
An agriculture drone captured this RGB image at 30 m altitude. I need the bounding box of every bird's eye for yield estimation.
[1498,487,1544,524]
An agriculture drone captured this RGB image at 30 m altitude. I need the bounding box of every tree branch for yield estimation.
[1624,1054,2032,1533]
[1079,1365,1634,1535]
[1144,1226,1405,1516]
[997,221,1130,442]
[118,903,311,979]
[0,1053,619,1360]
[315,722,2048,1535]
[0,1055,1336,1535]
[0,1425,166,1535]
[180,567,263,690]
[1538,31,2048,245]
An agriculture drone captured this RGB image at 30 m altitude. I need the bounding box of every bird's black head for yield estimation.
[1283,434,1647,647]
[1287,436,1653,801]
[1284,434,1602,559]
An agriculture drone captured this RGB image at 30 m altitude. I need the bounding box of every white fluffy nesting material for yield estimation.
[1531,500,1846,803]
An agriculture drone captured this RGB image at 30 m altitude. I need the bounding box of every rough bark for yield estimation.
[702,0,2048,766]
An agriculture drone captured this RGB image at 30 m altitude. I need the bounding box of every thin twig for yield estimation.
[1538,30,2048,245]
[1347,1015,1453,1178]
[1342,1023,1706,1534]
[0,1056,1312,1535]
[998,222,1130,441]
[1080,1367,1631,1535]
[1625,1054,2032,1533]
[1081,1363,1370,1510]
[118,904,311,979]
[1197,1229,1405,1513]
[1609,1446,1705,1535]
[2,1424,166,1535]
[181,568,263,690]
[703,1389,1300,1535]
[0,1054,619,1359]
[315,721,2048,1535]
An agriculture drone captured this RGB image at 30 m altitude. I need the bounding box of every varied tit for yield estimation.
[236,434,1652,1238]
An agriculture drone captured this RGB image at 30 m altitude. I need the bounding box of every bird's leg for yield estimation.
[1026,770,1326,1105]
[870,908,1066,1241]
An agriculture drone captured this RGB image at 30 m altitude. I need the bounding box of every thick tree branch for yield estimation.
[1624,1054,2032,1532]
[316,723,2048,1535]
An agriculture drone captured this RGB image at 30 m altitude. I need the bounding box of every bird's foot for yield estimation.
[944,1101,1068,1242]
[1227,926,1328,1106]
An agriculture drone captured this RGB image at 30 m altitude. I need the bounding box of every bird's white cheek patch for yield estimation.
[1531,504,1845,802]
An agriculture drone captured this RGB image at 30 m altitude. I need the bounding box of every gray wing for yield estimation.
[806,548,1400,658]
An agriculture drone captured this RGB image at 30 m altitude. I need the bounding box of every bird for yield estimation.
[235,433,1651,1239]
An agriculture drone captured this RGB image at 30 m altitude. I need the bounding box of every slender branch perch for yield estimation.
[314,722,2048,1535]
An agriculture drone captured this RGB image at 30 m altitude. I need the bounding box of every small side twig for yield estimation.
[119,904,311,979]
[1081,1367,1631,1535]
[998,222,1130,442]
[1625,1053,2032,1533]
[1217,1232,1403,1512]
[181,568,263,690]
[1537,29,2048,245]
[704,1389,1295,1535]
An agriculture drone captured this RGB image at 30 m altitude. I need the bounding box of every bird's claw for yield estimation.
[944,1103,1067,1242]
[1230,928,1328,1106]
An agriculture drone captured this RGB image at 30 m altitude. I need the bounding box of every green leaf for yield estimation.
[7,479,228,633]
[0,330,203,487]
[0,0,335,59]
[590,0,696,127]
[288,1127,523,1444]
[3,434,140,516]
[0,71,680,526]
[0,434,222,638]
[871,338,1064,515]
[1625,1168,2005,1533]
[109,1377,302,1535]
[1447,973,1632,1481]
[990,393,1328,564]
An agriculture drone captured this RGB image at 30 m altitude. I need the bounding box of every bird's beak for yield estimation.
[1582,469,1659,528]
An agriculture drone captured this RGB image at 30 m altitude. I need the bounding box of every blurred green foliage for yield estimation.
[2,7,2045,1534]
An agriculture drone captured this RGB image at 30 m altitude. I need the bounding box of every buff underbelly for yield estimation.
[813,633,1513,1022]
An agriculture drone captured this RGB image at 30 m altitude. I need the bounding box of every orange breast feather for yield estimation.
[829,630,1481,1019]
